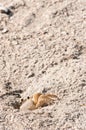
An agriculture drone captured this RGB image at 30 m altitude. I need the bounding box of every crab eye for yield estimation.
[21,99,24,102]
[27,96,30,99]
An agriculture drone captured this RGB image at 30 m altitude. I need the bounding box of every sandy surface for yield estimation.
[0,0,86,130]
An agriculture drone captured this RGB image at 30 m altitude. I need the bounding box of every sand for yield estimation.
[0,0,86,129]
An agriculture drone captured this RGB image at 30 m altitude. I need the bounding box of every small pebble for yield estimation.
[0,4,13,16]
[0,5,9,13]
[2,28,8,33]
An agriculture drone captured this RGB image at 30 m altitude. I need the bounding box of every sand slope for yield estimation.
[0,0,86,129]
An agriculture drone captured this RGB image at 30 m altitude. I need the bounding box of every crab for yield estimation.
[20,93,58,110]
